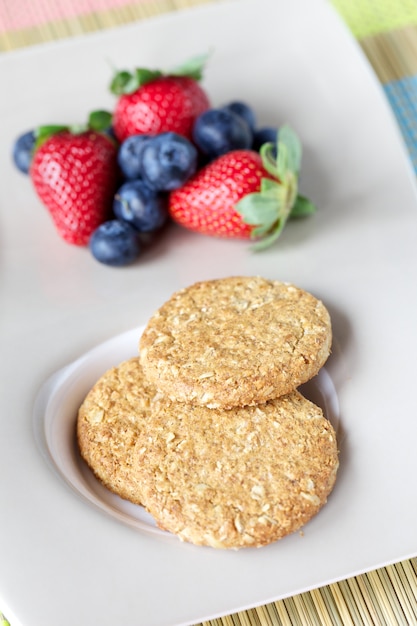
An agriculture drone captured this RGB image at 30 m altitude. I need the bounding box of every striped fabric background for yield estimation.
[333,0,417,171]
[1,1,417,625]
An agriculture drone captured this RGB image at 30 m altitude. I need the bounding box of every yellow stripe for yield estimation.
[330,0,417,39]
[361,24,417,83]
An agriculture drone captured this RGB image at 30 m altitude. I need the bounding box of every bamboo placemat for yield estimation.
[1,1,417,625]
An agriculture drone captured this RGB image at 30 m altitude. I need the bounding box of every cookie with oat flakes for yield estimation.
[139,276,332,409]
[77,357,160,505]
[132,389,339,548]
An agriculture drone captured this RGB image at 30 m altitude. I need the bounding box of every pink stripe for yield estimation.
[0,0,151,32]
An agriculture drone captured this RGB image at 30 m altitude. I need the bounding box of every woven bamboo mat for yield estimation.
[1,1,417,625]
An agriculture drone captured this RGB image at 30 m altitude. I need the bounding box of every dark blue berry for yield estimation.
[12,130,36,174]
[252,127,278,153]
[117,134,151,180]
[192,108,252,158]
[89,220,141,266]
[104,126,118,142]
[113,180,167,233]
[223,101,256,132]
[140,132,198,191]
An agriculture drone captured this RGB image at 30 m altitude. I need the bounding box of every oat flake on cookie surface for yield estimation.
[133,390,339,549]
[139,276,332,408]
[77,357,161,505]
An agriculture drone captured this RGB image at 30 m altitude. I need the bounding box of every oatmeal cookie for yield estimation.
[133,390,338,548]
[139,276,332,408]
[77,357,160,504]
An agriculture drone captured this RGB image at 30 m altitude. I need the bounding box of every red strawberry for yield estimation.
[169,125,316,249]
[170,150,267,239]
[110,54,210,142]
[31,120,118,246]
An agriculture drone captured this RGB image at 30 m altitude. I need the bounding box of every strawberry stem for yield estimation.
[235,124,316,250]
[34,125,69,148]
[260,141,280,178]
[109,51,210,95]
[34,111,113,148]
[88,110,113,132]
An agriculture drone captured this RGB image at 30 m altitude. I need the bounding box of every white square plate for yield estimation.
[1,1,417,625]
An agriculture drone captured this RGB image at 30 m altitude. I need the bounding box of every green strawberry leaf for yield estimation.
[170,51,211,80]
[235,178,291,247]
[69,123,89,135]
[34,124,69,148]
[111,67,163,94]
[88,110,113,132]
[134,68,163,87]
[276,124,302,177]
[250,222,276,238]
[291,194,317,217]
[236,192,282,227]
[276,142,288,181]
[110,70,138,95]
[259,125,302,181]
[260,142,280,178]
[109,52,209,95]
[260,177,281,195]
[252,193,293,250]
[33,112,115,151]
[251,223,288,251]
[234,124,317,250]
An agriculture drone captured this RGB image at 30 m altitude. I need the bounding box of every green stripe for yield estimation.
[330,0,417,38]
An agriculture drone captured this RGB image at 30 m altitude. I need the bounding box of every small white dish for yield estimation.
[33,326,340,537]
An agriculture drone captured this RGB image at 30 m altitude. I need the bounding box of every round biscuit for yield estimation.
[139,276,332,408]
[77,357,159,504]
[133,391,339,548]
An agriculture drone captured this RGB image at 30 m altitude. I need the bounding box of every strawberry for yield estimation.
[110,53,210,142]
[170,150,267,239]
[169,125,316,249]
[30,112,119,246]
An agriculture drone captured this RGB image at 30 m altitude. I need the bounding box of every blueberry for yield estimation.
[252,127,278,153]
[104,126,118,142]
[192,108,252,158]
[223,101,256,132]
[89,220,141,266]
[117,134,151,180]
[113,180,167,233]
[12,130,36,174]
[140,132,198,191]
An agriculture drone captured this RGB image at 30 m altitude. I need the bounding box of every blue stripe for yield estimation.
[384,76,417,173]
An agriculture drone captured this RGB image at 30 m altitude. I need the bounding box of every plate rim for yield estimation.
[2,0,417,625]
